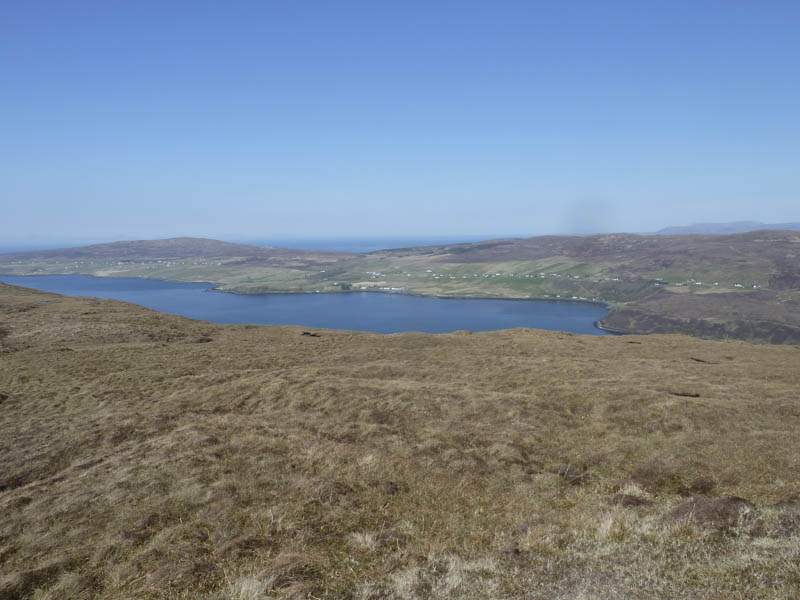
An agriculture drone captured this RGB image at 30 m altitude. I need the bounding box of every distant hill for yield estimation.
[376,230,800,278]
[656,221,800,235]
[0,237,355,261]
[0,237,355,268]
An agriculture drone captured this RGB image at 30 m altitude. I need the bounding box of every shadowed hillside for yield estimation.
[1,282,799,599]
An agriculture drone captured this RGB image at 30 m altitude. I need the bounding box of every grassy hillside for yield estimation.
[1,282,799,599]
[2,231,800,342]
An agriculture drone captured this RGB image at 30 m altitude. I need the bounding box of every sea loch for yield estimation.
[0,274,610,335]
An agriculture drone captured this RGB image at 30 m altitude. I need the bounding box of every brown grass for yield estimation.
[1,282,799,598]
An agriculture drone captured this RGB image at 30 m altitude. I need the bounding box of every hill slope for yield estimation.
[375,230,800,281]
[1,282,799,598]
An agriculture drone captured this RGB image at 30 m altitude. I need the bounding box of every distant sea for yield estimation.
[0,235,519,255]
[233,235,517,254]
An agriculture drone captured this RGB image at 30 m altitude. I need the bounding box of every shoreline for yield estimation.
[593,319,629,336]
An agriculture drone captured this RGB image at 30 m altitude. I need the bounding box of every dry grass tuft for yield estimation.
[222,575,275,600]
[664,496,755,531]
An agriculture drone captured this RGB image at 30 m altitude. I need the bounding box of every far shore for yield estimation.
[215,282,615,310]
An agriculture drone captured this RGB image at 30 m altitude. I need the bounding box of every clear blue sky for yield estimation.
[2,1,799,244]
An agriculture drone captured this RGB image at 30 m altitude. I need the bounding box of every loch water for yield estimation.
[0,274,610,335]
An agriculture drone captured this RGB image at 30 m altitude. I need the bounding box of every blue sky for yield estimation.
[2,1,799,244]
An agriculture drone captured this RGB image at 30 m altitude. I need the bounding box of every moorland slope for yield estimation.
[1,282,799,599]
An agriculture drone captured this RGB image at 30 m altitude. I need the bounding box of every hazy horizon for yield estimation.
[0,233,523,254]
[6,219,800,256]
[2,2,799,242]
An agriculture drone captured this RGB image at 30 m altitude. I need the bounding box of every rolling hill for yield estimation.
[0,237,353,267]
